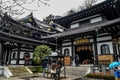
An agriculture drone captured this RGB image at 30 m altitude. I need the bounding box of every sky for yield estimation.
[20,0,105,21]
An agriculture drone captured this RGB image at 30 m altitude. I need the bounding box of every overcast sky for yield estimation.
[20,0,105,21]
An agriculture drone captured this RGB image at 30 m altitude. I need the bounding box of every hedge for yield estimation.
[85,73,115,80]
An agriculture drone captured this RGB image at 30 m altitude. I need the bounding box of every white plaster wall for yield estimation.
[97,36,112,41]
[11,60,16,64]
[62,42,71,46]
[11,51,17,59]
[19,60,25,64]
[62,47,72,56]
[70,23,79,28]
[89,38,93,42]
[20,52,24,58]
[19,51,33,59]
[30,53,33,58]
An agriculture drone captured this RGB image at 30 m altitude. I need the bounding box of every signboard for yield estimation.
[98,55,113,65]
[75,38,89,45]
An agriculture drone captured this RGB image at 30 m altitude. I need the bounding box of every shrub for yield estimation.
[86,73,115,80]
[28,66,50,74]
[33,45,51,64]
[28,66,43,73]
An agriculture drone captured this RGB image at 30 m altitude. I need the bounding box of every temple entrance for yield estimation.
[75,45,93,64]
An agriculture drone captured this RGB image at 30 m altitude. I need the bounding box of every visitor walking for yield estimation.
[42,60,48,78]
[51,61,56,79]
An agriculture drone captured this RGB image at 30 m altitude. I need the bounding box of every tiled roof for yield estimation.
[42,18,120,38]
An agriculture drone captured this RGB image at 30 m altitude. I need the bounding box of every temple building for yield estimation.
[1,0,120,66]
[43,0,120,65]
[0,13,66,65]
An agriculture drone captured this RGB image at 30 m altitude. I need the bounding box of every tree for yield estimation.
[78,0,97,11]
[33,45,51,64]
[65,0,97,16]
[66,9,76,15]
[83,0,97,8]
[0,0,50,18]
[43,14,61,24]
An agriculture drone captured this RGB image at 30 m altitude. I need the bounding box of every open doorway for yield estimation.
[75,45,93,64]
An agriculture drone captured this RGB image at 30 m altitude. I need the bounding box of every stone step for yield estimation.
[8,66,32,77]
[63,66,90,77]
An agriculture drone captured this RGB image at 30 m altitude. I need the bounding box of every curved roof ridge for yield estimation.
[53,0,109,22]
[17,12,33,21]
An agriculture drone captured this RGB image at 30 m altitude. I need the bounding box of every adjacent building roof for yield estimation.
[17,12,66,34]
[53,0,120,28]
[0,13,56,46]
[42,18,120,39]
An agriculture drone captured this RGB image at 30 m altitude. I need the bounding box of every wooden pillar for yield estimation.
[111,31,118,61]
[60,42,62,55]
[8,50,12,64]
[115,0,120,18]
[71,39,74,60]
[115,44,119,61]
[71,38,75,66]
[5,50,10,64]
[93,31,98,65]
[4,50,7,64]
[16,44,21,65]
[113,42,118,61]
[0,42,3,65]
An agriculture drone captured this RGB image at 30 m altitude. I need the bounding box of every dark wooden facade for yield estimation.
[43,0,120,65]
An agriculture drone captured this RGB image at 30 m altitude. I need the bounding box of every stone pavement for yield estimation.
[0,75,104,80]
[0,76,103,80]
[0,76,71,80]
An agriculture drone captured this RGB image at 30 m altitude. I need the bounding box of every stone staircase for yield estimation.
[8,66,33,77]
[64,65,91,77]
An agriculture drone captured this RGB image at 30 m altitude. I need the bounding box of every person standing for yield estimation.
[42,60,48,78]
[113,67,120,80]
[75,54,79,66]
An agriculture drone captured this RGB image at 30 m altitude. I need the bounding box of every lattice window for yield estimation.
[64,49,70,56]
[101,44,110,54]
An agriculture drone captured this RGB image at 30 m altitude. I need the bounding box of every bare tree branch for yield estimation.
[38,0,50,7]
[0,0,50,18]
[13,0,37,11]
[78,0,97,11]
